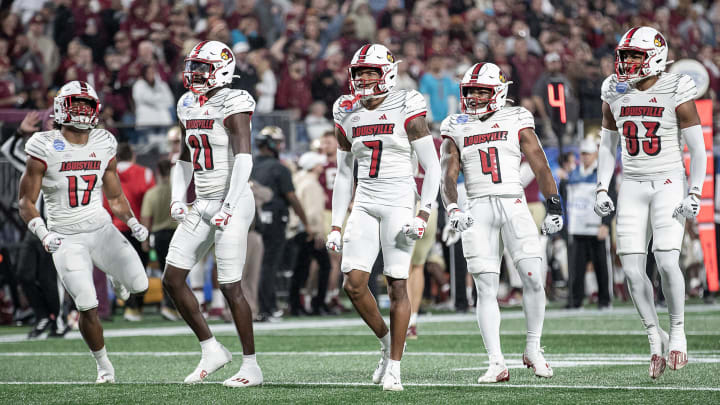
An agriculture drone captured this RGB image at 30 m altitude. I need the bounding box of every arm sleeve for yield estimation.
[330,149,354,228]
[681,124,706,195]
[412,136,441,214]
[675,75,698,107]
[597,127,619,191]
[223,154,253,209]
[171,160,193,203]
[519,161,535,188]
[602,176,618,225]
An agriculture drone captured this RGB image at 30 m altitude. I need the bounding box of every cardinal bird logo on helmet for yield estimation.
[220,49,232,60]
[386,51,395,63]
[654,34,666,48]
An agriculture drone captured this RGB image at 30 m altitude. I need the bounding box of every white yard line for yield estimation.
[0,381,718,392]
[0,304,718,343]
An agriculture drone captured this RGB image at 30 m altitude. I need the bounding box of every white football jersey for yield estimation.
[441,107,535,199]
[177,88,256,200]
[601,72,697,180]
[333,89,427,208]
[24,129,115,234]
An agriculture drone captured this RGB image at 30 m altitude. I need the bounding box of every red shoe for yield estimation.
[649,354,666,379]
[668,351,688,370]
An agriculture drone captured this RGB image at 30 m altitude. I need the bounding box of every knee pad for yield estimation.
[129,272,149,294]
[472,273,499,298]
[516,258,543,292]
[619,254,648,285]
[654,250,680,273]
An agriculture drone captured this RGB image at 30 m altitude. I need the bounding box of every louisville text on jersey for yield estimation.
[464,131,508,147]
[59,160,101,172]
[352,124,395,138]
[186,119,214,130]
[619,106,665,118]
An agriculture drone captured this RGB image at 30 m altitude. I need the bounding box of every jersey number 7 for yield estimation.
[67,174,98,208]
[363,140,382,178]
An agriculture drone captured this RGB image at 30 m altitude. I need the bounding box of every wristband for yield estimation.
[546,194,563,216]
[28,217,49,240]
[127,217,139,228]
[445,203,459,213]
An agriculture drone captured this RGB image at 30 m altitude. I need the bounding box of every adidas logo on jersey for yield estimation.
[492,123,500,128]
[664,179,672,185]
[379,114,387,120]
[649,97,657,103]
[515,198,522,204]
[89,152,96,158]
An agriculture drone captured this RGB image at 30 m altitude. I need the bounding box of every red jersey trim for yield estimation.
[223,111,253,129]
[404,111,427,131]
[29,155,47,170]
[334,122,347,137]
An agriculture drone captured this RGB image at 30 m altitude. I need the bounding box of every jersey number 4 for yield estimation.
[67,174,97,208]
[363,140,382,178]
[479,147,502,183]
[623,121,661,156]
[188,134,214,170]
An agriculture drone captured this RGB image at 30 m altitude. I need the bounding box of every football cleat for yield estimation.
[382,365,403,391]
[477,362,509,383]
[668,351,688,370]
[95,372,115,384]
[184,343,232,384]
[223,364,263,388]
[406,325,417,340]
[523,347,553,378]
[649,354,666,379]
[372,349,390,384]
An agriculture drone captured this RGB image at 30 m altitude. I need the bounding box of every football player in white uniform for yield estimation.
[596,27,706,379]
[162,40,262,387]
[18,81,149,383]
[326,43,441,391]
[440,63,563,383]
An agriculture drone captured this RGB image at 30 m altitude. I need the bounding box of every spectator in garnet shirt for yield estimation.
[103,142,155,321]
[275,58,313,118]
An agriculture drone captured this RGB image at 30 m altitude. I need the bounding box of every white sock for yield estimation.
[472,273,503,363]
[620,254,662,354]
[409,312,418,327]
[242,354,257,367]
[92,347,113,370]
[326,289,339,304]
[211,288,224,309]
[388,359,401,374]
[517,258,545,353]
[654,250,686,350]
[200,336,218,354]
[379,332,391,352]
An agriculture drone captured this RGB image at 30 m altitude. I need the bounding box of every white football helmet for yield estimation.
[183,40,236,94]
[460,63,511,115]
[615,26,669,84]
[53,81,101,130]
[348,44,400,98]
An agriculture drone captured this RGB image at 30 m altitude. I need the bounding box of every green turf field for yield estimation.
[1,304,719,404]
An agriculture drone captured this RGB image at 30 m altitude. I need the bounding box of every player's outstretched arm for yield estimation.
[19,157,64,252]
[674,100,705,219]
[103,158,148,241]
[326,126,353,252]
[439,138,460,210]
[170,125,193,222]
[211,112,254,229]
[595,102,619,217]
[407,115,440,219]
[520,128,563,234]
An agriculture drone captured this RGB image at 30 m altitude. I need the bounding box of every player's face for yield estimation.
[465,87,493,109]
[354,67,381,89]
[68,96,97,118]
[621,50,644,65]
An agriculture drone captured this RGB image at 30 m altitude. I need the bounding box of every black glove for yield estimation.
[546,194,563,216]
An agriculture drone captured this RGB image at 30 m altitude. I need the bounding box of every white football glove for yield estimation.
[673,194,700,220]
[211,202,233,230]
[448,208,474,232]
[41,232,63,253]
[170,201,187,222]
[127,218,148,242]
[594,190,615,217]
[326,229,343,252]
[441,223,461,246]
[402,215,428,240]
[541,214,564,235]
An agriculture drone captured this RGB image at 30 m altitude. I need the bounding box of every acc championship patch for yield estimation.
[615,82,629,93]
[456,114,469,124]
[53,139,65,151]
[182,94,193,107]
